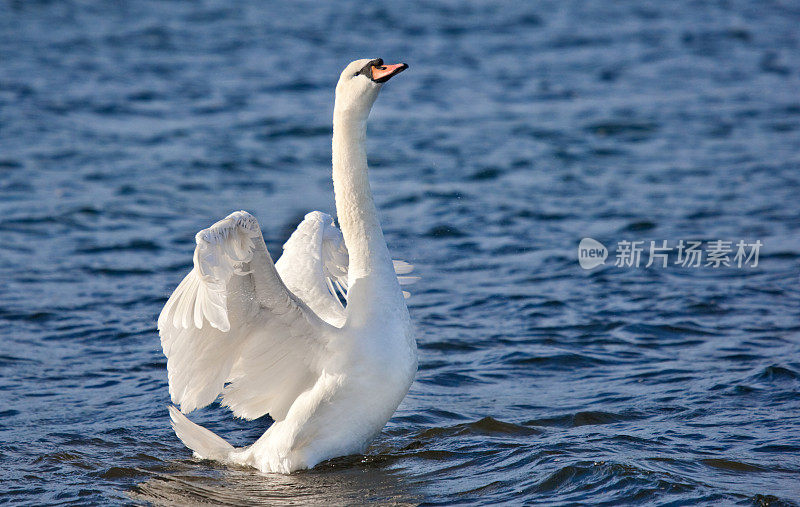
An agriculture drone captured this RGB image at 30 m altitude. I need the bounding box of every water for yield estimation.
[2,0,800,504]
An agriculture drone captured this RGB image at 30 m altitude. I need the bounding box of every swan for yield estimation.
[157,58,418,474]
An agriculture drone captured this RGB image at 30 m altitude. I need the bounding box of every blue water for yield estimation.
[2,0,800,504]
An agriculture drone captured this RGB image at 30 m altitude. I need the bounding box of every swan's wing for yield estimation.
[158,211,335,420]
[276,212,420,323]
[392,260,420,299]
[275,212,349,326]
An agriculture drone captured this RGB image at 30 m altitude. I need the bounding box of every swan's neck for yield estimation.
[332,110,394,284]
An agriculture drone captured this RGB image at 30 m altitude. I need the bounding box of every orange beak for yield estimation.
[371,62,408,83]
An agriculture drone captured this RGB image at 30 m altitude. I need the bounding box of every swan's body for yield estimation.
[158,59,417,474]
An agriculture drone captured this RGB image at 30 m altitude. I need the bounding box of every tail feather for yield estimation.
[168,405,234,461]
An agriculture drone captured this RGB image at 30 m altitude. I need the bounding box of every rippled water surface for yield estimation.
[2,0,800,504]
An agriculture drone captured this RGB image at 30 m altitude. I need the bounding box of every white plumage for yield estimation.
[158,58,417,473]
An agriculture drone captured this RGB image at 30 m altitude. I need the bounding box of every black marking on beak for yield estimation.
[357,58,384,80]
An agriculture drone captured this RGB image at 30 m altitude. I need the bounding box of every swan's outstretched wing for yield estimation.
[275,212,350,326]
[276,212,419,326]
[158,211,335,420]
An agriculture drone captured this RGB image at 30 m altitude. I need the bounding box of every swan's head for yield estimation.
[334,58,408,119]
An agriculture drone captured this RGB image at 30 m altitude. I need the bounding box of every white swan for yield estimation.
[158,58,418,474]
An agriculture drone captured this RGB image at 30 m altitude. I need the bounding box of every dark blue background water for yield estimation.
[2,0,800,504]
